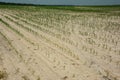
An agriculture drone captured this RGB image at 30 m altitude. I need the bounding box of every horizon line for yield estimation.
[0,1,120,6]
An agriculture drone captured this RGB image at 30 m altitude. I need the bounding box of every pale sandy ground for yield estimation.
[0,8,120,80]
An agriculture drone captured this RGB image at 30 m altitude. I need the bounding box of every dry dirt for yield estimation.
[0,7,120,80]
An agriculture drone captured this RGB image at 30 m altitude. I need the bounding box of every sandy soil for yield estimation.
[0,8,120,80]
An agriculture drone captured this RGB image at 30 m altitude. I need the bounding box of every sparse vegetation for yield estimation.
[0,3,120,80]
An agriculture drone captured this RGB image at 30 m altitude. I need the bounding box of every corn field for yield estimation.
[0,5,120,80]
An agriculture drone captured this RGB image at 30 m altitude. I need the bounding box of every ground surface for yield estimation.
[0,5,120,80]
